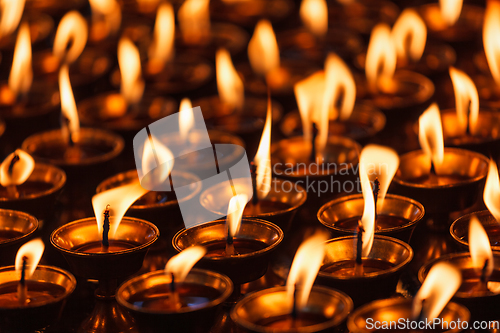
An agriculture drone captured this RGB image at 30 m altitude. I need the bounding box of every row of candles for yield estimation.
[1,0,500,332]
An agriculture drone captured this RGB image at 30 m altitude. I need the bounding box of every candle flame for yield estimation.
[165,246,206,283]
[178,0,210,45]
[226,194,248,239]
[179,98,194,142]
[59,64,80,144]
[118,37,145,105]
[359,144,399,208]
[248,20,280,77]
[300,0,328,37]
[53,11,88,65]
[0,149,34,186]
[359,168,375,257]
[92,182,148,236]
[469,215,494,280]
[325,53,356,121]
[294,71,325,144]
[89,0,121,41]
[365,23,396,93]
[15,238,44,280]
[286,232,328,311]
[449,67,479,135]
[216,48,244,112]
[391,9,427,63]
[149,2,175,72]
[439,0,463,26]
[418,103,444,174]
[139,135,174,190]
[253,98,272,200]
[9,22,32,98]
[412,262,461,320]
[484,1,500,86]
[484,159,500,223]
[0,0,25,38]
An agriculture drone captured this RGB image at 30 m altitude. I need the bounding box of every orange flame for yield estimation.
[179,98,194,142]
[178,0,210,45]
[391,9,427,63]
[439,0,463,26]
[294,71,325,144]
[216,48,244,111]
[15,238,44,279]
[0,149,34,186]
[418,103,444,174]
[0,0,25,38]
[325,53,356,121]
[89,0,121,41]
[469,215,494,279]
[165,246,206,283]
[59,64,80,144]
[286,232,328,311]
[53,11,88,64]
[300,0,328,37]
[359,144,399,208]
[118,37,145,105]
[140,135,174,189]
[248,20,280,77]
[9,22,32,98]
[484,159,500,223]
[412,262,461,320]
[253,98,272,199]
[484,1,500,86]
[359,168,375,257]
[92,182,149,236]
[365,23,396,93]
[149,2,175,71]
[226,194,248,239]
[449,67,479,135]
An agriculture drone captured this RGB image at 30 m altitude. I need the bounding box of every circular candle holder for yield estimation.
[415,4,483,43]
[231,286,353,333]
[200,177,307,232]
[173,218,284,286]
[316,235,413,307]
[419,252,500,323]
[450,210,500,252]
[392,148,489,222]
[279,103,386,145]
[116,268,233,333]
[51,216,159,333]
[0,265,76,333]
[347,297,470,333]
[277,26,364,65]
[0,209,38,266]
[0,12,53,51]
[0,163,66,221]
[318,194,425,243]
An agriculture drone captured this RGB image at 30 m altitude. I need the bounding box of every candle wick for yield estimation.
[355,221,364,276]
[18,256,28,305]
[415,299,427,323]
[170,272,181,310]
[102,204,110,248]
[7,153,21,198]
[429,161,436,175]
[8,154,20,175]
[250,161,259,205]
[466,100,471,136]
[225,221,235,256]
[372,178,380,222]
[291,283,298,323]
[480,259,490,291]
[310,122,318,163]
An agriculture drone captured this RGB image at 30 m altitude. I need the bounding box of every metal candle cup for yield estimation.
[316,235,413,307]
[392,148,489,224]
[200,177,307,232]
[317,194,424,243]
[0,265,76,333]
[116,268,233,333]
[231,286,353,333]
[0,209,38,266]
[0,163,66,221]
[419,253,500,323]
[450,210,500,251]
[347,298,470,333]
[173,218,284,286]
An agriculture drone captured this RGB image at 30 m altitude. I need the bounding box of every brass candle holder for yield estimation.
[419,252,500,323]
[279,103,386,145]
[347,298,470,333]
[450,210,500,251]
[316,235,413,307]
[231,286,353,333]
[392,148,489,227]
[0,265,76,333]
[0,209,38,266]
[116,268,233,333]
[318,194,424,243]
[0,163,66,221]
[51,217,159,333]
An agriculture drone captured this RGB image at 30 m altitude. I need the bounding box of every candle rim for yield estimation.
[0,209,38,244]
[450,210,498,250]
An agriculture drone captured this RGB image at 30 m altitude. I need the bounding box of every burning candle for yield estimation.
[88,0,121,45]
